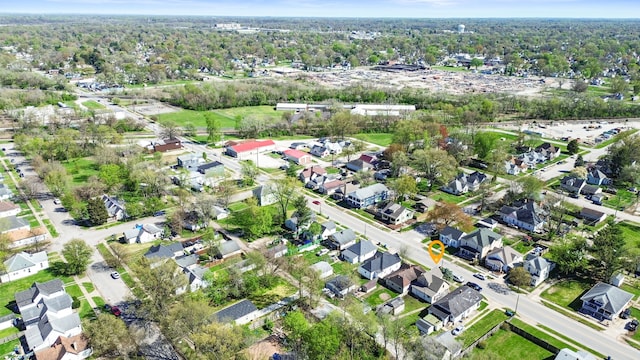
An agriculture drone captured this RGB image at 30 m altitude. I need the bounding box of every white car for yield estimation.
[452,274,465,283]
[53,198,61,205]
[452,325,465,335]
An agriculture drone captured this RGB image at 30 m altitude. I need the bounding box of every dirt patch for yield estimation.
[379,292,391,302]
[130,102,178,116]
[244,335,283,360]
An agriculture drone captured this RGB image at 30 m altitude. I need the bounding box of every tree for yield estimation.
[515,176,545,200]
[549,236,587,276]
[302,316,342,360]
[87,197,109,225]
[508,267,532,287]
[161,120,181,139]
[240,160,259,187]
[161,297,214,342]
[574,153,585,167]
[572,80,588,93]
[44,168,70,197]
[191,321,245,359]
[230,198,273,240]
[326,110,357,140]
[84,313,137,358]
[98,164,123,191]
[411,148,458,191]
[591,222,625,280]
[132,258,187,320]
[389,174,417,202]
[292,195,311,228]
[205,113,221,144]
[610,76,629,94]
[283,310,309,355]
[18,177,41,200]
[405,334,453,360]
[426,202,474,232]
[567,139,580,155]
[271,178,296,225]
[61,239,93,275]
[470,57,483,69]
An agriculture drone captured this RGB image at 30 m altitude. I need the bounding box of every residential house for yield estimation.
[123,223,164,244]
[197,161,225,178]
[385,264,424,294]
[560,176,586,195]
[504,158,528,175]
[341,240,377,264]
[283,149,312,165]
[320,221,337,240]
[499,201,546,233]
[428,285,483,326]
[523,254,556,286]
[358,251,402,280]
[310,261,334,279]
[378,203,414,225]
[5,227,47,249]
[174,254,199,271]
[414,198,436,213]
[346,183,389,208]
[476,218,498,230]
[441,172,488,195]
[299,166,327,183]
[318,179,345,195]
[324,141,343,155]
[580,185,602,197]
[0,314,15,331]
[216,240,242,259]
[411,267,450,304]
[285,212,316,233]
[253,184,277,206]
[177,153,204,171]
[330,228,357,250]
[457,228,503,261]
[310,145,330,158]
[101,194,126,221]
[211,206,230,220]
[15,279,82,352]
[180,266,209,294]
[34,334,92,360]
[611,273,625,287]
[289,142,308,150]
[484,246,523,272]
[346,159,373,173]
[1,251,49,283]
[439,226,466,248]
[554,349,597,360]
[378,298,405,316]
[0,215,30,234]
[535,143,561,160]
[518,151,547,167]
[0,201,20,218]
[325,275,356,298]
[214,299,259,325]
[587,169,611,186]
[579,282,633,320]
[580,207,607,224]
[151,138,181,153]
[144,242,184,261]
[266,244,288,259]
[0,184,13,200]
[225,140,276,159]
[591,193,605,205]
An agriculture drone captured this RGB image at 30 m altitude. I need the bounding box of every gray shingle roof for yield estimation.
[461,228,502,248]
[144,243,184,259]
[0,215,29,232]
[331,228,356,246]
[218,240,241,256]
[342,240,376,258]
[580,282,633,315]
[431,285,482,319]
[3,251,47,273]
[175,254,198,269]
[15,279,65,309]
[214,299,258,323]
[348,183,389,201]
[440,226,465,240]
[360,251,401,274]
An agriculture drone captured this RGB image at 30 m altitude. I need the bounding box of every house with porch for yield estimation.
[523,254,555,286]
[587,168,611,186]
[498,201,546,233]
[385,264,425,294]
[329,228,357,250]
[378,203,414,225]
[579,282,633,321]
[428,285,483,326]
[1,251,49,283]
[411,267,450,304]
[283,149,312,165]
[358,251,402,280]
[439,226,466,248]
[341,240,377,264]
[346,183,389,209]
[484,246,523,272]
[457,228,503,261]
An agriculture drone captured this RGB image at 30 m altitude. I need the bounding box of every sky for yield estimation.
[2,0,640,18]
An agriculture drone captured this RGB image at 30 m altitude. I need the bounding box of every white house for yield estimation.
[102,194,126,221]
[1,251,49,283]
[310,261,334,279]
[378,203,414,225]
[0,201,20,218]
[358,252,402,280]
[34,334,92,360]
[341,240,377,264]
[523,255,555,287]
[439,226,466,248]
[123,224,164,244]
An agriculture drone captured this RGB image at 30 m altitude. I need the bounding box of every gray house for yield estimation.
[428,285,482,326]
[346,183,389,209]
[330,228,357,250]
[197,161,225,178]
[177,153,204,171]
[325,275,356,298]
[587,169,611,186]
[579,282,633,320]
[214,299,259,325]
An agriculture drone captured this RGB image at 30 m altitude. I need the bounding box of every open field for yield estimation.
[82,100,106,110]
[540,279,592,311]
[469,326,554,360]
[156,110,235,129]
[458,309,509,347]
[353,133,393,147]
[62,157,99,185]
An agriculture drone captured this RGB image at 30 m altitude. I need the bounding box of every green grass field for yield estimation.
[82,100,106,110]
[364,287,397,308]
[62,157,100,184]
[619,221,640,252]
[65,284,83,299]
[470,327,554,360]
[602,189,638,210]
[540,280,592,311]
[157,106,279,130]
[354,133,393,147]
[458,310,509,347]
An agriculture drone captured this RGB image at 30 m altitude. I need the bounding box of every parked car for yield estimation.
[110,271,121,279]
[621,308,631,319]
[111,306,122,317]
[628,319,639,331]
[473,273,486,281]
[466,282,483,292]
[451,325,465,335]
[316,249,329,256]
[452,274,465,283]
[53,198,61,205]
[569,193,580,199]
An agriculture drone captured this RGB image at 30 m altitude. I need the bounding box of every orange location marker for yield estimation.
[427,240,445,265]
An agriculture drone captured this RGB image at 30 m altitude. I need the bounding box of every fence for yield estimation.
[457,321,505,358]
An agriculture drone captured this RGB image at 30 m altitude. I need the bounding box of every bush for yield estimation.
[476,340,487,349]
[500,322,511,331]
[263,318,274,332]
[72,296,81,309]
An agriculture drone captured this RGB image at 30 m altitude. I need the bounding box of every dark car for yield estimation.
[466,282,483,292]
[111,306,122,317]
[569,193,580,199]
[621,308,632,319]
[628,319,639,331]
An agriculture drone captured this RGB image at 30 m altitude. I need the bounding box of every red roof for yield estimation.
[230,140,275,153]
[284,149,310,159]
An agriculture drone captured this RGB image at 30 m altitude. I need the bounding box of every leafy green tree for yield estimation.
[574,153,585,167]
[230,198,273,240]
[98,164,123,192]
[84,313,137,358]
[508,267,532,288]
[515,176,545,200]
[161,298,214,342]
[44,169,70,197]
[591,222,625,280]
[411,148,458,191]
[86,197,109,225]
[549,236,588,276]
[470,58,484,69]
[271,178,296,224]
[302,315,342,359]
[292,195,311,227]
[61,239,93,275]
[389,174,417,202]
[610,77,629,94]
[132,259,187,320]
[240,160,259,187]
[283,310,309,355]
[567,139,580,155]
[191,321,245,359]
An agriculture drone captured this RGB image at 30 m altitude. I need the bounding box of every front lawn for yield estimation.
[618,221,640,252]
[431,190,473,204]
[364,287,397,308]
[458,309,509,347]
[0,339,20,356]
[65,284,83,299]
[602,189,637,210]
[470,327,554,360]
[156,110,236,129]
[0,270,72,316]
[82,100,106,110]
[353,133,393,147]
[540,279,593,311]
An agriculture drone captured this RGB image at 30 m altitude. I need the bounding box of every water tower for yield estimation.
[458,24,465,34]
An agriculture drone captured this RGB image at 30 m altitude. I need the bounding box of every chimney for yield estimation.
[72,341,77,350]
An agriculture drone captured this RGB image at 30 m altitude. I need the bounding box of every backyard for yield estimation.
[353,133,393,147]
[458,309,509,347]
[0,270,72,316]
[469,326,554,360]
[540,279,593,311]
